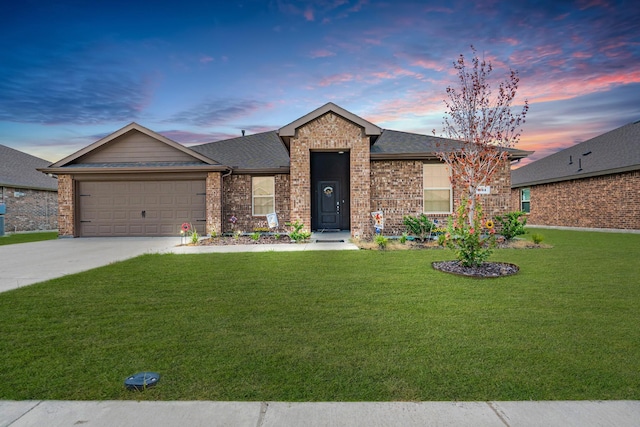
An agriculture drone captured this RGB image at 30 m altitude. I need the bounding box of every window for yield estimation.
[521,188,530,213]
[423,163,452,214]
[252,176,275,216]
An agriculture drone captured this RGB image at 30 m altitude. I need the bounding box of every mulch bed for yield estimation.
[432,261,520,278]
[198,235,295,245]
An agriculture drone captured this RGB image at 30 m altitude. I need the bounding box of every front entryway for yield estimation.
[311,152,350,231]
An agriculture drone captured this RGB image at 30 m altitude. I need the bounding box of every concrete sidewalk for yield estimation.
[1,400,639,426]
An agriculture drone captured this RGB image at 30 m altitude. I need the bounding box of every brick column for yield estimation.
[206,172,223,236]
[57,174,75,237]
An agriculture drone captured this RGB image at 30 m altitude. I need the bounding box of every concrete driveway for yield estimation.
[0,237,178,293]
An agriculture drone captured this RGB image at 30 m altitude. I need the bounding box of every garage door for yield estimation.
[78,180,206,237]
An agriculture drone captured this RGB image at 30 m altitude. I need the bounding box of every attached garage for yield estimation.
[39,122,229,238]
[77,180,206,237]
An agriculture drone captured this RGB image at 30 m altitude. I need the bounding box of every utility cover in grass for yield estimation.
[124,372,160,391]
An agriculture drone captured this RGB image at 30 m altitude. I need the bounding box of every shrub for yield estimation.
[374,234,389,249]
[443,198,496,267]
[286,220,311,243]
[494,211,527,240]
[399,233,408,244]
[250,232,261,241]
[531,233,544,244]
[403,214,435,241]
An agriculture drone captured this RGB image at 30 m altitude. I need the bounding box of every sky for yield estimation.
[1,0,639,167]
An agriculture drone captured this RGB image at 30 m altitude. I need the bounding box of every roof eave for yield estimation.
[38,165,230,174]
[512,164,640,188]
[228,167,290,174]
[370,152,441,160]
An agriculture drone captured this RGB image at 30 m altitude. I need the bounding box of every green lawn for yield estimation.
[0,229,638,401]
[0,231,57,246]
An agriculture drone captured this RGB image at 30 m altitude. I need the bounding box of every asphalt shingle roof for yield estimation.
[191,131,290,170]
[0,144,57,191]
[371,129,464,154]
[512,120,640,187]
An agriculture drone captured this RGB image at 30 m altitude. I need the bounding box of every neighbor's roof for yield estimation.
[0,144,58,191]
[191,131,290,172]
[512,120,640,187]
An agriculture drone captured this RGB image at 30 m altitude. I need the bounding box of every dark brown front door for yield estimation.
[317,180,341,230]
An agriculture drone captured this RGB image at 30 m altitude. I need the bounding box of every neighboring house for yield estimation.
[511,120,640,230]
[0,144,58,233]
[40,103,529,238]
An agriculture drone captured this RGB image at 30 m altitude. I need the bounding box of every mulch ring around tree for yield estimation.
[432,261,520,278]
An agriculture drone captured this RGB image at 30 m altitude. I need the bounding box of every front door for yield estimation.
[317,180,341,230]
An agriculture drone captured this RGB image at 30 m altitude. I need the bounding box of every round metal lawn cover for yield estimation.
[124,372,160,391]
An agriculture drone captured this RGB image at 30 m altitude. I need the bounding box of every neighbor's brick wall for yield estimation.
[289,112,371,238]
[57,174,74,236]
[511,170,640,230]
[370,158,513,235]
[222,173,290,234]
[1,186,57,233]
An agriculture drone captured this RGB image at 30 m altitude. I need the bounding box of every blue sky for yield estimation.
[1,0,639,166]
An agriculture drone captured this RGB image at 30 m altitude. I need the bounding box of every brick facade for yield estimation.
[1,186,57,233]
[370,160,424,235]
[289,112,371,238]
[206,172,223,236]
[462,159,513,221]
[511,170,640,230]
[56,174,74,236]
[370,158,513,235]
[221,173,290,234]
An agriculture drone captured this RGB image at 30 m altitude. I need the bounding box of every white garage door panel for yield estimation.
[79,180,206,237]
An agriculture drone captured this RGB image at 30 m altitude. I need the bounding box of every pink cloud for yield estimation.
[309,49,336,59]
[317,73,355,86]
[304,7,315,21]
[522,70,640,103]
[572,51,592,59]
[410,58,446,72]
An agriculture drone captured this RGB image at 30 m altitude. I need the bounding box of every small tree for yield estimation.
[437,46,528,266]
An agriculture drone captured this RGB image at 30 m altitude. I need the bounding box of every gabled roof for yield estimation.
[371,129,532,160]
[278,102,382,149]
[191,131,290,173]
[49,122,220,168]
[512,120,640,187]
[0,144,57,191]
[41,122,227,174]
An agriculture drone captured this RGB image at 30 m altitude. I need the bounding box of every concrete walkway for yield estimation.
[1,400,639,426]
[1,237,639,426]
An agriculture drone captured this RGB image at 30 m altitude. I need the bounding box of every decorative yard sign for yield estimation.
[266,212,279,229]
[476,186,491,195]
[371,211,384,234]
